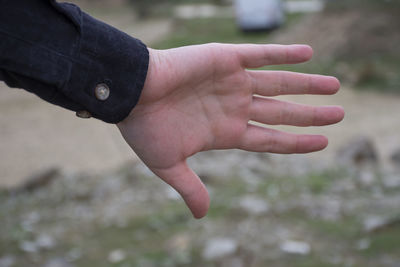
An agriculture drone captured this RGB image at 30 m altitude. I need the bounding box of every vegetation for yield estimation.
[325,0,400,10]
[1,164,400,266]
[128,0,227,18]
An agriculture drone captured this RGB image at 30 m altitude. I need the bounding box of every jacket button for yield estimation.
[76,110,92,119]
[95,83,110,101]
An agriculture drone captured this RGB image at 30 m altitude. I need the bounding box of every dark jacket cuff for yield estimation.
[63,9,149,123]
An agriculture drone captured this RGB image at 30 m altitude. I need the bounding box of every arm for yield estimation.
[117,44,344,218]
[0,0,148,123]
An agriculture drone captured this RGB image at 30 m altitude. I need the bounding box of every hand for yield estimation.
[117,43,344,218]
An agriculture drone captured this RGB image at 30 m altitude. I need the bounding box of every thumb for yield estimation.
[152,161,210,219]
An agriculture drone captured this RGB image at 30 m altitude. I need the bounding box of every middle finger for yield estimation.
[248,70,340,96]
[249,96,344,126]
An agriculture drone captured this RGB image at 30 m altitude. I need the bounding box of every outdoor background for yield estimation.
[1,0,400,266]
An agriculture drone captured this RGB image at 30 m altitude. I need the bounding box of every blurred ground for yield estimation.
[1,148,400,267]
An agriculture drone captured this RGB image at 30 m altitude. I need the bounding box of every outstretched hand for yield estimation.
[117,43,344,218]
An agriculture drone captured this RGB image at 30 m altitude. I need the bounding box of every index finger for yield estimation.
[236,44,313,69]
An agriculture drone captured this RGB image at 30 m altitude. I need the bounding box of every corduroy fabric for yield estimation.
[0,0,149,123]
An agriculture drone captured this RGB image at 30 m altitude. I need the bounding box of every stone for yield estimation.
[221,257,244,267]
[21,211,41,232]
[390,149,400,166]
[12,168,60,193]
[363,215,386,232]
[66,248,82,262]
[358,168,377,186]
[165,187,181,200]
[239,195,269,215]
[356,238,371,250]
[336,136,378,166]
[19,241,38,254]
[382,174,400,189]
[36,234,56,249]
[280,240,311,255]
[108,249,126,263]
[43,258,73,267]
[364,216,400,233]
[0,256,15,267]
[266,184,280,198]
[202,238,238,260]
[167,234,190,253]
[317,198,342,222]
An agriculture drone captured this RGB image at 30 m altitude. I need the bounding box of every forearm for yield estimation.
[0,0,149,123]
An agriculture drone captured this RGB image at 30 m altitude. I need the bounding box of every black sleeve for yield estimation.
[0,0,149,123]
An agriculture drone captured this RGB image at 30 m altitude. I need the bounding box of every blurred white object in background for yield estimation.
[235,0,285,31]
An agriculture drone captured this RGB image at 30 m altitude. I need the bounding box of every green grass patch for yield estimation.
[154,13,305,49]
[326,0,400,11]
[364,226,400,255]
[154,17,270,49]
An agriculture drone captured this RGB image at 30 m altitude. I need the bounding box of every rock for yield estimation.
[21,211,41,232]
[331,178,355,193]
[108,249,126,263]
[221,257,244,267]
[364,215,400,233]
[363,215,386,232]
[356,238,371,250]
[239,195,269,215]
[66,248,82,262]
[390,148,400,166]
[336,136,378,166]
[358,168,377,186]
[266,184,280,198]
[0,256,15,267]
[317,198,342,222]
[165,187,181,200]
[36,234,56,249]
[11,168,60,194]
[202,238,238,260]
[19,241,38,254]
[43,258,73,267]
[382,174,400,189]
[280,240,311,255]
[166,234,191,253]
[19,234,55,254]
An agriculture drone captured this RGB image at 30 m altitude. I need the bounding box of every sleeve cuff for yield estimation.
[62,9,149,123]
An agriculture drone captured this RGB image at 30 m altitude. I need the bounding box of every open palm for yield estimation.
[117,43,344,218]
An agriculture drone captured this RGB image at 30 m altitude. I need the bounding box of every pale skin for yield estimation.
[117,43,345,219]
